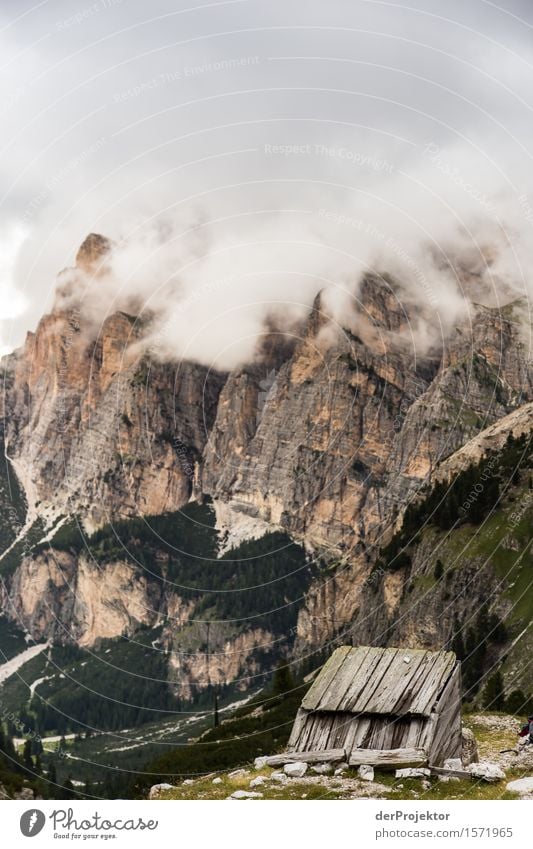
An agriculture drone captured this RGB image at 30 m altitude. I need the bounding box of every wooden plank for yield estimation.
[367,651,425,714]
[336,648,385,712]
[428,765,471,780]
[348,747,427,768]
[349,648,400,714]
[409,652,456,715]
[263,748,346,767]
[393,652,436,715]
[301,646,351,710]
[387,652,432,714]
[318,647,372,712]
[287,708,309,751]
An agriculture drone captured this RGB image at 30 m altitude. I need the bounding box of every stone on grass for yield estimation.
[149,783,173,799]
[183,779,195,786]
[395,768,431,779]
[467,762,505,783]
[270,771,288,783]
[461,727,479,766]
[444,758,463,771]
[254,756,269,770]
[212,777,222,785]
[228,768,249,779]
[284,761,308,778]
[358,765,374,782]
[311,763,333,775]
[334,762,349,776]
[506,777,533,795]
[250,776,266,788]
[229,790,263,800]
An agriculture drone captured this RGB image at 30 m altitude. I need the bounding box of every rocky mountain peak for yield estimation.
[75,233,112,272]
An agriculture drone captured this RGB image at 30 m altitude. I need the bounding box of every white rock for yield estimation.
[182,779,195,786]
[395,768,431,779]
[270,771,288,783]
[444,758,463,771]
[506,777,533,795]
[311,763,333,775]
[149,783,174,799]
[284,761,308,778]
[250,776,266,788]
[228,768,249,779]
[212,777,222,785]
[461,727,479,767]
[229,790,263,800]
[468,762,505,783]
[334,762,349,776]
[358,765,374,782]
[254,756,269,770]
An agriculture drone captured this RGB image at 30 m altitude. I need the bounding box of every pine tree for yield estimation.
[482,671,506,711]
[505,689,528,715]
[271,663,294,697]
[23,739,33,771]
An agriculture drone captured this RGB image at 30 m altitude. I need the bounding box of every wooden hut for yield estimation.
[287,645,462,768]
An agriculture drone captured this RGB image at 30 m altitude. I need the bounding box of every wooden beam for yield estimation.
[348,747,427,768]
[428,765,471,780]
[262,748,346,767]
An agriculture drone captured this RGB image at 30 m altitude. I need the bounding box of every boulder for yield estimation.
[212,777,222,785]
[444,758,463,771]
[149,783,174,799]
[182,779,195,786]
[18,788,35,800]
[358,765,374,782]
[311,763,333,775]
[395,768,431,779]
[467,762,505,783]
[229,790,263,800]
[254,756,269,770]
[250,776,266,788]
[228,768,249,779]
[284,761,308,778]
[271,771,288,783]
[506,777,533,796]
[461,727,479,766]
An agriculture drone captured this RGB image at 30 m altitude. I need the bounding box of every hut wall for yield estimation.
[288,709,431,756]
[427,664,462,765]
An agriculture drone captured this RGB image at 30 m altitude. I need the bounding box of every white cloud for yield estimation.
[2,0,533,364]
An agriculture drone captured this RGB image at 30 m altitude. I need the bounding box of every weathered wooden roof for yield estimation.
[302,646,457,718]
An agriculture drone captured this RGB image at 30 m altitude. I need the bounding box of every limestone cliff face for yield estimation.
[203,289,533,556]
[2,235,533,700]
[3,240,225,531]
[1,550,163,646]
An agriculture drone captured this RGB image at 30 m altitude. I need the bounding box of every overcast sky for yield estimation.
[2,0,533,361]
